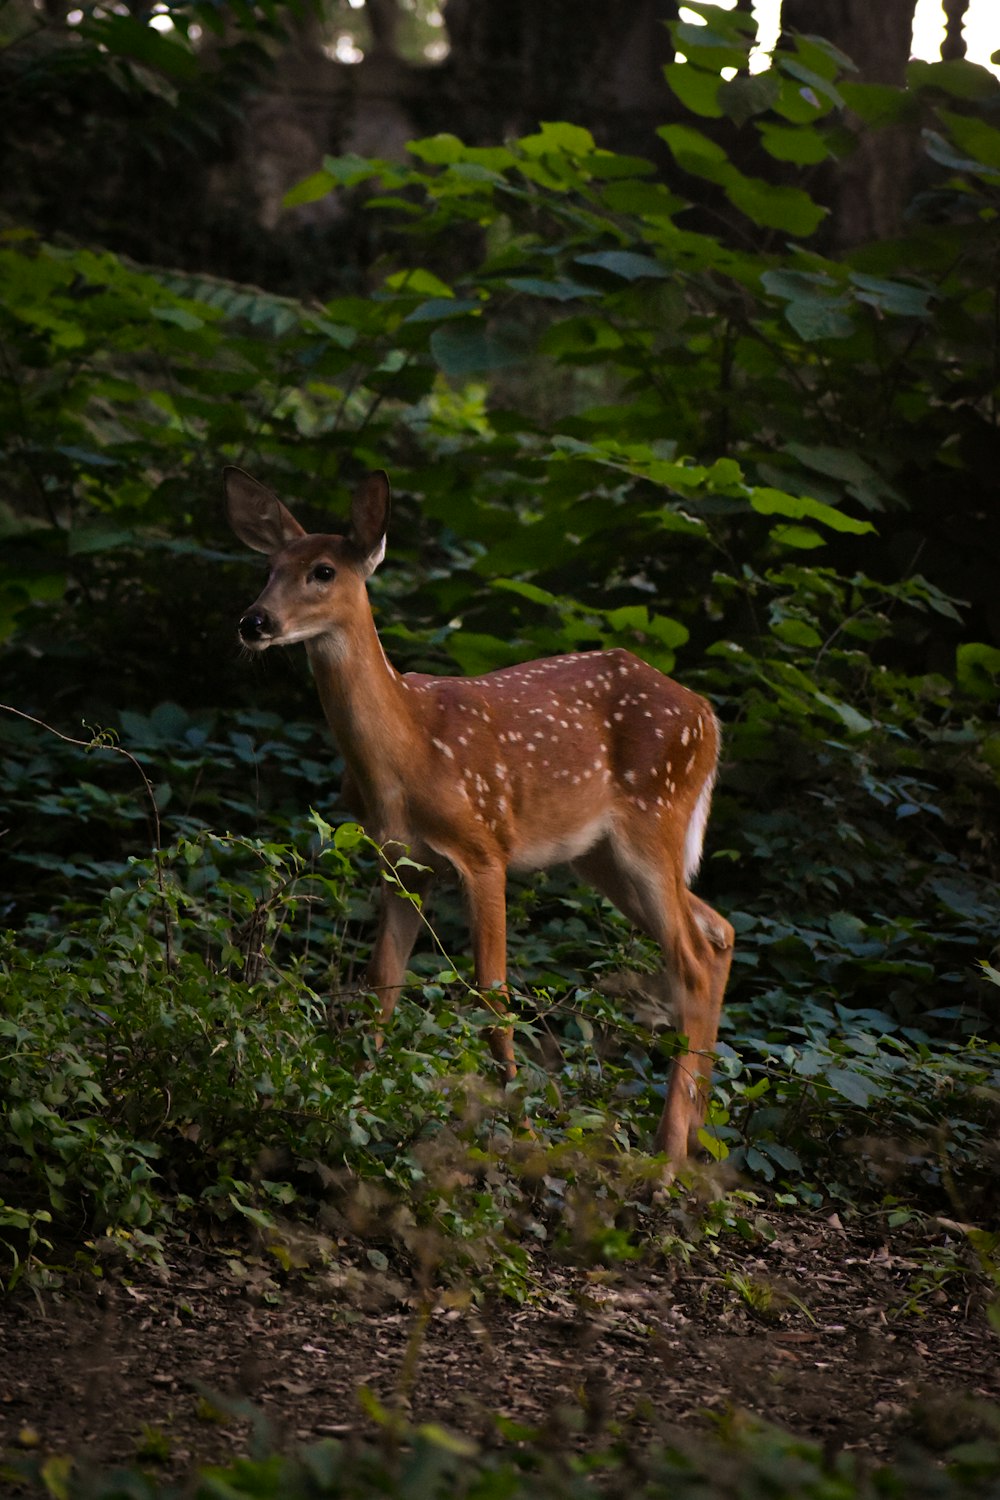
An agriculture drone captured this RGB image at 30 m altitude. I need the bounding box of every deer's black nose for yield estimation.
[239,610,272,642]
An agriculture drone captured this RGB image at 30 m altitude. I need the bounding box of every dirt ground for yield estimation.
[2,1212,998,1483]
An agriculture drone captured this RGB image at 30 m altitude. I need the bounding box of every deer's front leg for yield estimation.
[367,858,434,1026]
[463,861,516,1084]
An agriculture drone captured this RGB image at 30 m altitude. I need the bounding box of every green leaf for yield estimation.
[922,129,1000,179]
[848,273,933,318]
[723,174,826,236]
[780,58,845,110]
[750,488,875,536]
[665,62,723,119]
[320,152,388,186]
[494,579,560,608]
[658,127,825,234]
[385,267,455,297]
[770,524,825,549]
[430,322,528,376]
[957,642,1000,698]
[757,121,831,166]
[504,276,597,301]
[906,58,1000,101]
[657,123,728,168]
[813,693,873,734]
[839,81,914,127]
[761,277,855,339]
[404,298,482,323]
[772,617,822,647]
[521,121,597,157]
[150,305,205,330]
[824,1068,883,1107]
[408,133,465,164]
[671,20,750,73]
[86,13,199,81]
[937,109,1000,170]
[718,71,782,126]
[574,250,669,281]
[283,171,335,209]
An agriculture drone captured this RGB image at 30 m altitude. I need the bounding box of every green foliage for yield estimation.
[1,718,997,1297]
[5,1401,1000,1499]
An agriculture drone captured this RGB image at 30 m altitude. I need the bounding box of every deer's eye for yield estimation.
[310,564,336,583]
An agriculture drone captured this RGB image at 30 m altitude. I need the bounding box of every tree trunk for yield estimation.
[781,0,921,247]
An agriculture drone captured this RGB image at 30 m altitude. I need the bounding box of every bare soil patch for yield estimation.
[2,1214,998,1482]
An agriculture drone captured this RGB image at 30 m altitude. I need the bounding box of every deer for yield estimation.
[224,466,734,1167]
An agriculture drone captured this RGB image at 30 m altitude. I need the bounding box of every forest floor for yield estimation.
[2,1211,999,1483]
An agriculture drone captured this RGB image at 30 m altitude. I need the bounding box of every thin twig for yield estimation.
[0,703,174,968]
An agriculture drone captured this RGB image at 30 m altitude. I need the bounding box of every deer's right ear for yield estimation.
[224,467,306,555]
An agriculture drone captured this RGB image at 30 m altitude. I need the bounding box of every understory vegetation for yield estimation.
[2,3,999,1494]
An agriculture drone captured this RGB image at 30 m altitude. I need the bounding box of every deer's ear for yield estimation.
[349,470,390,576]
[224,467,306,555]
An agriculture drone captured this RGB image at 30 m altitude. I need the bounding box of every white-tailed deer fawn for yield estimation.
[225,466,733,1166]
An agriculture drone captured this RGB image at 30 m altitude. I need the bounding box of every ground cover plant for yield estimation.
[1,4,999,1495]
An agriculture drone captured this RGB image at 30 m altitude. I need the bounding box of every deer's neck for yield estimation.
[305,614,418,825]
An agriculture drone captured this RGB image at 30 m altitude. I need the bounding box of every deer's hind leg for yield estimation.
[572,840,733,1166]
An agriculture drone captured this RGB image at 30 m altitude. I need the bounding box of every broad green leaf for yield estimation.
[429,322,528,376]
[780,59,845,110]
[643,508,707,537]
[828,912,868,947]
[504,276,597,301]
[759,1141,803,1171]
[521,121,597,156]
[600,180,688,217]
[813,693,874,734]
[770,524,825,549]
[848,273,933,318]
[781,297,854,341]
[783,443,881,486]
[757,121,831,165]
[723,174,826,236]
[404,298,481,323]
[922,129,1000,178]
[385,267,454,297]
[86,13,199,81]
[751,488,875,536]
[408,133,466,164]
[672,21,749,73]
[574,250,669,281]
[678,0,757,33]
[321,152,389,186]
[657,123,729,167]
[956,641,1000,698]
[151,306,205,330]
[493,579,560,607]
[824,1068,883,1106]
[283,170,335,209]
[906,58,1000,101]
[839,81,915,126]
[665,62,724,119]
[772,617,822,647]
[718,71,782,126]
[937,109,1000,170]
[761,267,841,299]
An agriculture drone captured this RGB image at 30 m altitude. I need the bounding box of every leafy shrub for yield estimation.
[5,1400,1000,1500]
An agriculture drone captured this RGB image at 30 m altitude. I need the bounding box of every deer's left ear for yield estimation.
[350,470,390,576]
